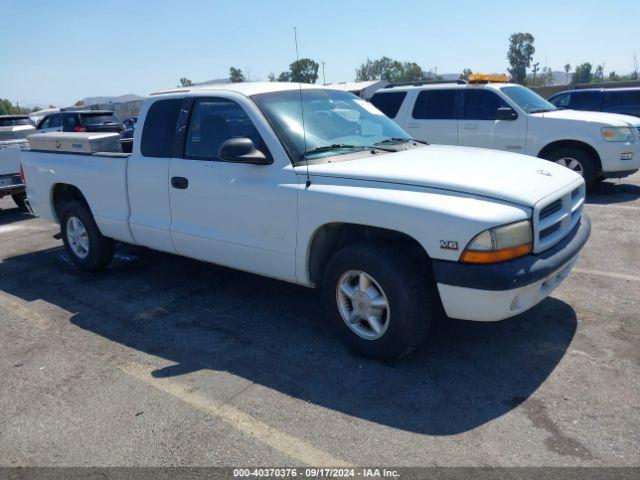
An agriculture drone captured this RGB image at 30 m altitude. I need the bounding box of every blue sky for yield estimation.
[1,0,638,107]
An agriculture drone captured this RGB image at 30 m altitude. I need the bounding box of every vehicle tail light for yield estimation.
[74,125,87,132]
[19,165,25,184]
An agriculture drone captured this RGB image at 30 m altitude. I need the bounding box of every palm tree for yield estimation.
[564,64,571,84]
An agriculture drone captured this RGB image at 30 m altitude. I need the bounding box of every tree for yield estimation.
[531,62,540,86]
[74,100,85,107]
[460,68,473,81]
[564,64,571,83]
[609,71,620,82]
[267,72,276,82]
[541,66,554,86]
[631,53,639,81]
[277,58,319,83]
[277,71,291,82]
[179,77,193,87]
[355,56,429,83]
[507,33,535,85]
[229,67,245,83]
[594,64,604,82]
[572,63,592,84]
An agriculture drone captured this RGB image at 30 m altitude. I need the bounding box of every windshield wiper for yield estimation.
[302,143,395,159]
[376,137,429,146]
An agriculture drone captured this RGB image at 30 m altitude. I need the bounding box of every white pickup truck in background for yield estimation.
[21,83,590,359]
[371,79,640,186]
[0,114,35,210]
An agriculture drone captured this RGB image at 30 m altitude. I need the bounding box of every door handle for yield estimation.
[406,123,420,129]
[171,176,189,189]
[462,125,478,130]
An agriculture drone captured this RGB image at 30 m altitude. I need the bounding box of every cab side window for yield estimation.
[38,116,51,129]
[141,98,182,158]
[184,98,268,160]
[568,91,600,111]
[463,90,509,120]
[412,90,458,119]
[550,93,570,108]
[48,114,62,128]
[64,114,79,130]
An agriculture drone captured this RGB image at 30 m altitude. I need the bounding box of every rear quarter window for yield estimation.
[141,99,182,157]
[370,91,407,118]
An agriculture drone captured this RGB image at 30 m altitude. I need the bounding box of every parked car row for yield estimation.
[0,115,34,210]
[371,76,640,186]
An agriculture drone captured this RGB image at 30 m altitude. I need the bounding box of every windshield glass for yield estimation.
[501,85,557,114]
[0,117,34,127]
[252,89,412,161]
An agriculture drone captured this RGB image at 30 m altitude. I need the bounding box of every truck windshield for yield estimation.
[501,85,558,114]
[251,89,412,162]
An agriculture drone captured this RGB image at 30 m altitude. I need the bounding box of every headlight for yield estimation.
[461,220,533,263]
[601,127,634,143]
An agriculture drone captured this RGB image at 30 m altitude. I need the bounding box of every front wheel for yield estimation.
[60,201,115,271]
[543,147,597,187]
[323,243,432,360]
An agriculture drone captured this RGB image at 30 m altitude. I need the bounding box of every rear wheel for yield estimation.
[543,147,597,187]
[323,243,432,360]
[60,201,115,271]
[11,192,28,212]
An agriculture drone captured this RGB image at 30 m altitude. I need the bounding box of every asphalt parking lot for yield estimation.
[0,174,639,467]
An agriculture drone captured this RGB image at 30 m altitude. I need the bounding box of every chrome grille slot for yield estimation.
[533,182,585,253]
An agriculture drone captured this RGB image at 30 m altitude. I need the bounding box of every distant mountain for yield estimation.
[76,94,145,106]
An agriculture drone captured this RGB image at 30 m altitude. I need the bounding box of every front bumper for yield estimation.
[598,141,640,174]
[433,215,591,321]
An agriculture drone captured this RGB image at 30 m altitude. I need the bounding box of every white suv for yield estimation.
[371,81,640,186]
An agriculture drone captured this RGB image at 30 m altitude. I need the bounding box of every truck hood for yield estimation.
[303,145,583,207]
[533,109,640,127]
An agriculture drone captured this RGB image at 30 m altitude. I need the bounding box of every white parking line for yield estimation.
[573,268,640,283]
[118,362,351,467]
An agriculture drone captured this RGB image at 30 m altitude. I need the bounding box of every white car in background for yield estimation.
[371,77,640,186]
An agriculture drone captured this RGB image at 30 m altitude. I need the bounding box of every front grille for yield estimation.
[533,183,585,253]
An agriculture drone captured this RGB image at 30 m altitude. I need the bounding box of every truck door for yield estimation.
[459,89,526,152]
[401,89,459,145]
[127,98,182,253]
[167,95,298,282]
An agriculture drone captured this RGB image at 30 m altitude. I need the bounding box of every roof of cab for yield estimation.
[379,82,519,93]
[151,82,321,97]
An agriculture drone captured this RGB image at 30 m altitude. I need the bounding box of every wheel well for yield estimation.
[307,223,432,286]
[538,140,602,172]
[52,184,88,221]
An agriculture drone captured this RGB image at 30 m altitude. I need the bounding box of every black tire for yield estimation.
[543,147,597,187]
[59,200,115,271]
[11,192,28,212]
[322,243,432,360]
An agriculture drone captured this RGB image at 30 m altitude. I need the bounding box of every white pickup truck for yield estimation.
[371,81,640,186]
[0,115,35,210]
[22,83,590,359]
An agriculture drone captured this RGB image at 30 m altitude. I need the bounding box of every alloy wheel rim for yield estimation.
[336,270,390,340]
[555,157,584,176]
[66,216,90,259]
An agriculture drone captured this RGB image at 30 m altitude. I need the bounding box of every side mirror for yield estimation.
[496,107,518,121]
[218,137,272,165]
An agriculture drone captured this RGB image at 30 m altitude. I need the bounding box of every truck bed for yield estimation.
[21,148,135,244]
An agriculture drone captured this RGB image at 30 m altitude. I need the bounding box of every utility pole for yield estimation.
[321,61,326,85]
